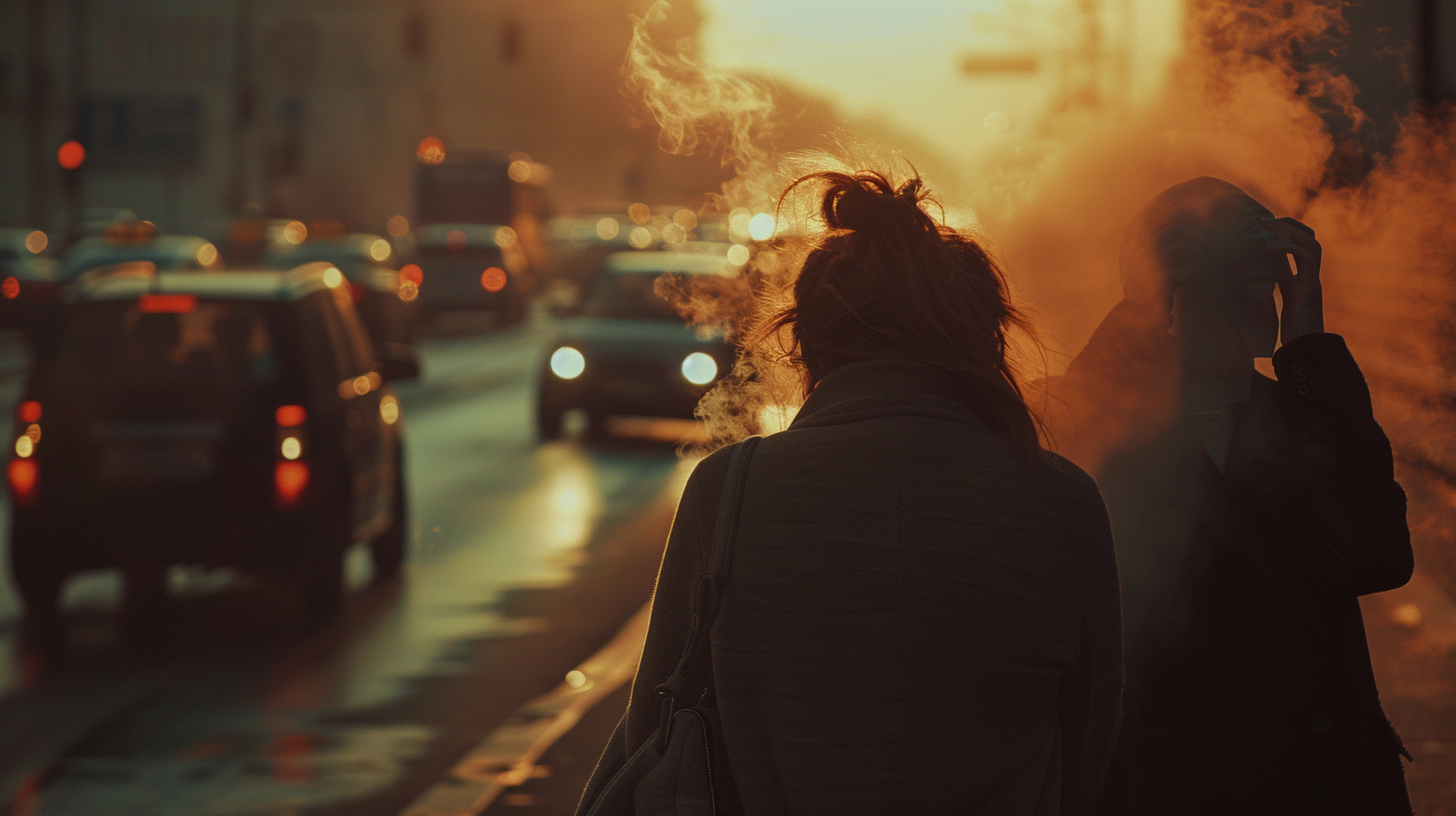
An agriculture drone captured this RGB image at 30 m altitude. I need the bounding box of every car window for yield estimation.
[582,272,681,321]
[50,301,280,387]
[302,290,361,380]
[330,286,377,372]
[309,288,376,377]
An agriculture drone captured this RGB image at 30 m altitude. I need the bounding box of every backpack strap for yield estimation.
[653,436,760,751]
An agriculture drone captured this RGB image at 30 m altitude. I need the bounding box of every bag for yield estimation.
[580,436,760,816]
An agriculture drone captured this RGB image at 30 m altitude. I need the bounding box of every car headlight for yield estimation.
[550,346,586,380]
[681,352,718,385]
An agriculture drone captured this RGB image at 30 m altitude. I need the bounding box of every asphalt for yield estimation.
[0,317,693,816]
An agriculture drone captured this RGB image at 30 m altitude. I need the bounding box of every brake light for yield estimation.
[138,293,198,313]
[17,401,41,423]
[275,405,306,427]
[480,267,507,293]
[275,461,309,507]
[8,459,37,505]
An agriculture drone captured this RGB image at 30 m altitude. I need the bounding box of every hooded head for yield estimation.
[1120,176,1287,367]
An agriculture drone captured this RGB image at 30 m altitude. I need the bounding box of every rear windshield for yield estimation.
[582,272,681,321]
[51,300,281,387]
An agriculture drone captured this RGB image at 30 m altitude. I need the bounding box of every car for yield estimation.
[7,261,410,632]
[402,223,530,321]
[0,228,62,332]
[536,248,738,440]
[60,220,222,282]
[258,229,421,377]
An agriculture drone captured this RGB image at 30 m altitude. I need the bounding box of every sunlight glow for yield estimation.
[698,0,1183,165]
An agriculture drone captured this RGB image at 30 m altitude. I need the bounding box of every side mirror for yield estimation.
[380,356,420,382]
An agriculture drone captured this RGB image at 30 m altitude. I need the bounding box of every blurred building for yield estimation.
[0,0,729,239]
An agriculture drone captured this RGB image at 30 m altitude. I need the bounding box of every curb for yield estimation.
[398,602,650,816]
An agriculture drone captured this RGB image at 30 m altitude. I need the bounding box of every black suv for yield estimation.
[8,262,409,630]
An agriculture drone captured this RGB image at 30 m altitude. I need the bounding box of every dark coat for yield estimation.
[581,359,1123,815]
[1050,302,1414,815]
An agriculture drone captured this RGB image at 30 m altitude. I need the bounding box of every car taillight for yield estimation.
[275,461,309,508]
[8,459,37,505]
[275,405,306,427]
[274,404,308,506]
[480,267,507,292]
[138,293,198,313]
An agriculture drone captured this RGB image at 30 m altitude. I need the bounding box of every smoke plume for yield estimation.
[622,0,1456,591]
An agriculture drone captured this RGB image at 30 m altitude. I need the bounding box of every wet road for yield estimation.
[0,320,693,815]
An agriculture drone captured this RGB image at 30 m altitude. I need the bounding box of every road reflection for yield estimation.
[0,331,694,814]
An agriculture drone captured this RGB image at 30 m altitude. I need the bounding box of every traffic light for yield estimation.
[57,140,85,170]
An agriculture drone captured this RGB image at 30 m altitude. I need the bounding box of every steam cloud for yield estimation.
[623,0,1456,590]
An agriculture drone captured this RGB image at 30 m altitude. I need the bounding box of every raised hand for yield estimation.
[1261,217,1323,343]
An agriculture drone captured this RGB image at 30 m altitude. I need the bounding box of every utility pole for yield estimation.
[62,0,88,245]
[23,0,51,230]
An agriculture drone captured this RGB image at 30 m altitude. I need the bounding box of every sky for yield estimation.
[696,0,1185,167]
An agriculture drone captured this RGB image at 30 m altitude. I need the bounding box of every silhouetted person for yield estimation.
[581,170,1122,814]
[1046,177,1413,815]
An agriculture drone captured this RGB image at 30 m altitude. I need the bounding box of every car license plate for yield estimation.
[101,443,215,482]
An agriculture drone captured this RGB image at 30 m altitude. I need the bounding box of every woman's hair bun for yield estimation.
[816,171,934,235]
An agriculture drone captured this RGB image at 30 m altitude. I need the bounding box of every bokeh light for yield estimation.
[386,215,410,237]
[672,209,698,230]
[380,395,400,424]
[550,346,586,379]
[196,243,219,266]
[446,229,467,250]
[628,226,654,249]
[494,226,517,247]
[480,267,508,292]
[275,404,307,427]
[280,437,302,460]
[282,221,307,244]
[369,238,392,261]
[416,136,445,165]
[726,244,750,266]
[728,208,751,239]
[1,278,19,300]
[627,203,651,225]
[595,218,620,240]
[57,140,85,170]
[399,264,424,285]
[681,352,719,385]
[508,160,532,182]
[747,212,776,240]
[322,267,344,288]
[23,231,47,254]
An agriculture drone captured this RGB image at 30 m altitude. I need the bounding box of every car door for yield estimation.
[317,287,391,536]
[304,289,388,538]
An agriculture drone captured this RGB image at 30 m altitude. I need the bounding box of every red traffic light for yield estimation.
[57,140,86,170]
